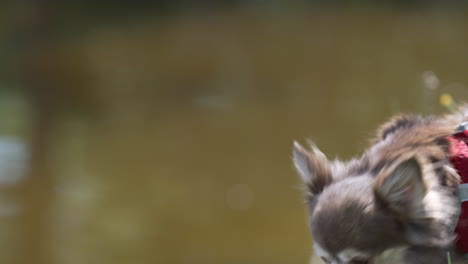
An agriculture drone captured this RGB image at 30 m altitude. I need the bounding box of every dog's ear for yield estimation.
[373,157,426,216]
[374,156,457,247]
[373,157,437,245]
[293,141,332,195]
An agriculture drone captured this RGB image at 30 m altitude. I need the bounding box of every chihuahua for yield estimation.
[293,109,468,264]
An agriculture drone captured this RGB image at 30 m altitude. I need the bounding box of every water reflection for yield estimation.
[0,137,27,185]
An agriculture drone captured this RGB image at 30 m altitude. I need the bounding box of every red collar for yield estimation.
[448,130,468,253]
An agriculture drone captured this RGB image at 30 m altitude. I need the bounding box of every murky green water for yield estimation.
[2,7,468,264]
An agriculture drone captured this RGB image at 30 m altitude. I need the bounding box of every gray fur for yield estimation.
[293,107,468,264]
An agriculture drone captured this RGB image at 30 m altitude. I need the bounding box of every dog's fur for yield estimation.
[293,108,468,264]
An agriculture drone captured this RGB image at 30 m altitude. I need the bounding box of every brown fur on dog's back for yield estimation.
[366,114,460,189]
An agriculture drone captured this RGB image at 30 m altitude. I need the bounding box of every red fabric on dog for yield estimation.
[448,129,468,253]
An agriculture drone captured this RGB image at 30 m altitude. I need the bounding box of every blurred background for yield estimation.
[1,1,468,264]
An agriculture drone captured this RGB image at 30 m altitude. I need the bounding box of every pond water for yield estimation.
[3,6,468,264]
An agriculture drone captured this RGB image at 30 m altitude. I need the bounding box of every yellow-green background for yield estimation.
[1,2,468,264]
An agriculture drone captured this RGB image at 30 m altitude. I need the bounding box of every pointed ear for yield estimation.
[293,141,332,195]
[373,157,426,218]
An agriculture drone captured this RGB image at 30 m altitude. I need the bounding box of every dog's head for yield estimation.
[293,141,457,264]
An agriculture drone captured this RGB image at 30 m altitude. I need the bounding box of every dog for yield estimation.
[293,107,468,264]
